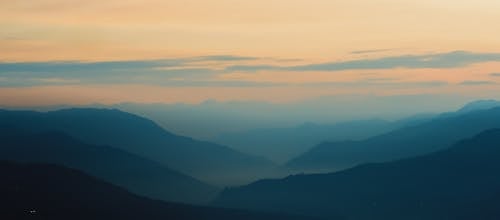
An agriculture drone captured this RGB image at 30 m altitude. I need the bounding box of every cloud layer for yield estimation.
[225,51,500,72]
[1,51,499,89]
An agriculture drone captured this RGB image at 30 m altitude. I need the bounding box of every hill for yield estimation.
[215,129,500,219]
[213,120,403,163]
[0,108,281,185]
[287,106,500,172]
[0,129,217,204]
[0,161,322,220]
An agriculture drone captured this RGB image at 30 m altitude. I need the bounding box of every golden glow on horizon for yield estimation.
[2,83,500,107]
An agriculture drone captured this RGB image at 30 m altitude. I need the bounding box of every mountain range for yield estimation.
[0,160,322,220]
[0,108,282,186]
[0,128,217,204]
[2,100,500,219]
[214,129,500,220]
[212,116,432,163]
[287,105,500,172]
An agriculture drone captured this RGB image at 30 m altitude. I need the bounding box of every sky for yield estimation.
[1,0,500,106]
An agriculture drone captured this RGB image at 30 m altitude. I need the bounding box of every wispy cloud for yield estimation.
[194,55,259,61]
[0,60,175,73]
[300,80,448,88]
[290,51,500,71]
[490,73,500,77]
[459,80,497,85]
[0,57,221,86]
[0,55,259,73]
[159,80,284,87]
[0,77,82,87]
[224,65,279,72]
[224,51,500,72]
[0,55,261,86]
[1,51,499,88]
[350,49,394,54]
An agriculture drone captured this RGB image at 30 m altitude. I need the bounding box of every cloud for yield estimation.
[350,49,394,54]
[1,51,499,88]
[0,53,284,87]
[159,80,284,87]
[0,55,260,83]
[359,77,399,82]
[459,80,497,85]
[490,73,500,77]
[194,55,259,61]
[0,55,260,74]
[0,76,84,87]
[0,60,178,73]
[0,55,264,86]
[224,65,279,72]
[289,51,500,71]
[179,79,448,88]
[299,80,448,88]
[224,51,500,72]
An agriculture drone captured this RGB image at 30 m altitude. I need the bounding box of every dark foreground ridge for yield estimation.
[0,160,323,220]
[0,129,217,204]
[215,129,500,220]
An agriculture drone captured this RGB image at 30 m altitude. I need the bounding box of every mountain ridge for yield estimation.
[0,108,282,186]
[214,128,500,219]
[0,129,217,204]
[287,106,500,172]
[0,160,324,220]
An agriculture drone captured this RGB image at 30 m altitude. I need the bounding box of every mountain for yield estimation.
[0,108,281,186]
[457,192,500,220]
[113,95,464,140]
[457,99,500,114]
[287,106,500,172]
[0,161,322,220]
[0,129,217,204]
[212,117,432,164]
[213,129,500,220]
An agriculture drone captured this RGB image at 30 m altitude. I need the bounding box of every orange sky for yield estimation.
[1,0,500,106]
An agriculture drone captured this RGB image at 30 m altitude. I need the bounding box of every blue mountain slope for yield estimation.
[215,129,500,220]
[0,108,282,185]
[287,106,500,172]
[0,129,217,204]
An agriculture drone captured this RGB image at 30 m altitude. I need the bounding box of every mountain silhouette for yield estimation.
[0,129,217,204]
[457,191,500,220]
[214,129,500,219]
[0,160,322,220]
[213,119,409,163]
[456,99,500,114]
[287,106,500,172]
[0,108,281,185]
[213,114,433,164]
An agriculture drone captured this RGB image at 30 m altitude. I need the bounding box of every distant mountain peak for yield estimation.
[458,99,500,113]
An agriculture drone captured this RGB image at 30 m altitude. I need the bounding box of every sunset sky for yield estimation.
[1,0,500,106]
